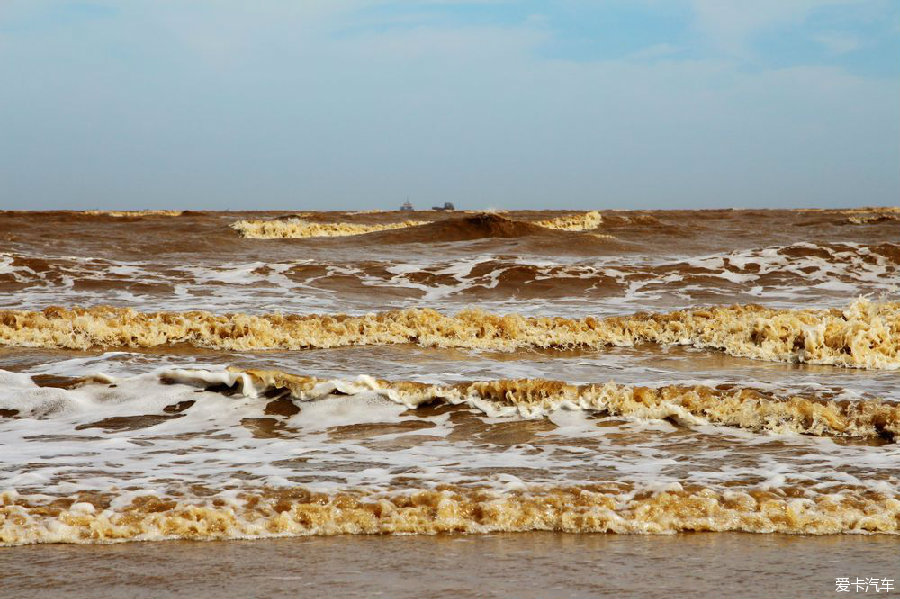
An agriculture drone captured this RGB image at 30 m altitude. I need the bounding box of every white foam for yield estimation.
[2,243,897,317]
[0,366,897,511]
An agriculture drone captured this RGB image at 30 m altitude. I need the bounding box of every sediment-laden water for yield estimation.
[1,208,898,545]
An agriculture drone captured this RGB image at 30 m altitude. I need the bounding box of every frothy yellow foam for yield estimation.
[232,211,604,238]
[230,218,429,238]
[2,484,897,545]
[533,211,603,231]
[159,368,899,441]
[1,299,897,369]
[843,207,900,225]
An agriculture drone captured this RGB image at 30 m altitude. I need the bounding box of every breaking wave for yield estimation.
[842,207,900,225]
[231,218,429,239]
[533,211,603,231]
[8,366,896,440]
[4,207,900,551]
[3,483,898,545]
[376,213,561,243]
[2,365,898,546]
[1,298,897,369]
[230,212,608,241]
[156,367,900,441]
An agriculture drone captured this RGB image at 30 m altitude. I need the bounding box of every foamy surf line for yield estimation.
[230,218,430,239]
[530,210,603,231]
[1,298,897,369]
[231,211,603,239]
[5,367,897,440]
[3,483,899,545]
[157,368,899,441]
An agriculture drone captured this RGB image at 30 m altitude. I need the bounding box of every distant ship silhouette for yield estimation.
[399,200,455,211]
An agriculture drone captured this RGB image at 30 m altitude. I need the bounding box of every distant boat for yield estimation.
[431,202,455,211]
[399,200,414,211]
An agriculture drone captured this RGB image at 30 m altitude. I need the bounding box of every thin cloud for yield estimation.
[689,0,867,56]
[813,32,862,55]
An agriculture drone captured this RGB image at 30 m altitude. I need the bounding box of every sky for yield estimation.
[0,1,898,211]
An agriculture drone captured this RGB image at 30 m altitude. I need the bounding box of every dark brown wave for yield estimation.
[371,213,583,243]
[2,209,898,260]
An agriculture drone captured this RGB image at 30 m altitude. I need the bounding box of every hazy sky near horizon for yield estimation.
[1,1,898,211]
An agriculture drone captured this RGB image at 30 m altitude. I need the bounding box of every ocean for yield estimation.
[0,208,898,596]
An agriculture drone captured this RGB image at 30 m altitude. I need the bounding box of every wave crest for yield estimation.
[231,212,608,241]
[533,211,603,231]
[843,207,900,225]
[155,368,899,441]
[1,299,898,369]
[2,483,897,545]
[231,218,429,239]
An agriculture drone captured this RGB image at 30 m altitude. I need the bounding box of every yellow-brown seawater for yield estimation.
[1,208,900,552]
[1,298,897,368]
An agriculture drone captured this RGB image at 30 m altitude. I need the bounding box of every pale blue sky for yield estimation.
[1,1,898,210]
